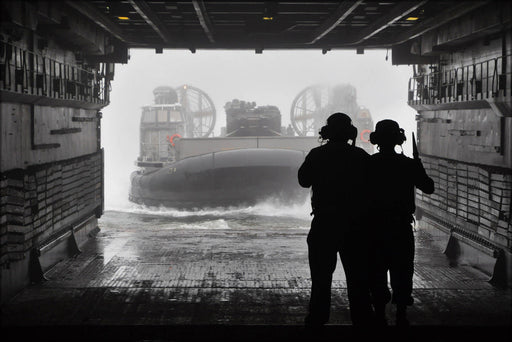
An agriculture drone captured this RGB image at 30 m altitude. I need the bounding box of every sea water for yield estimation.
[100,198,312,232]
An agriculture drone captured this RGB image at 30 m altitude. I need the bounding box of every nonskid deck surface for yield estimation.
[2,210,511,341]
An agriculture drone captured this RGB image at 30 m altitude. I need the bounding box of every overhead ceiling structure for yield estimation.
[65,0,493,54]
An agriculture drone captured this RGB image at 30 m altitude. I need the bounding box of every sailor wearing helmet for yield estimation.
[298,112,374,327]
[367,119,434,326]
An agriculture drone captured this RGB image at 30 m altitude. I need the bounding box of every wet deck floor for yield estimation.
[2,211,511,341]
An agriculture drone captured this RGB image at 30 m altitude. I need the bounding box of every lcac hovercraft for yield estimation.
[129,86,313,208]
[129,84,374,208]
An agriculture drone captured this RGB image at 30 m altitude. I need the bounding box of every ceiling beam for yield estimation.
[391,1,490,45]
[128,0,171,44]
[347,1,428,45]
[65,1,128,43]
[308,0,363,44]
[192,0,215,43]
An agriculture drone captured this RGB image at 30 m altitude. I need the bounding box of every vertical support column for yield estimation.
[96,110,103,217]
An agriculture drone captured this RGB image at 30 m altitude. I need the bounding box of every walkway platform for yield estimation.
[2,211,511,341]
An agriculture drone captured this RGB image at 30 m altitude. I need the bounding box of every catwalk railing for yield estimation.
[408,55,511,104]
[0,40,111,106]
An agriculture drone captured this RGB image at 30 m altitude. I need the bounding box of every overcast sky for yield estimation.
[101,48,417,209]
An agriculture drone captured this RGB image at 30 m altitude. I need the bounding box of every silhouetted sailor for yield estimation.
[298,113,373,327]
[367,119,434,326]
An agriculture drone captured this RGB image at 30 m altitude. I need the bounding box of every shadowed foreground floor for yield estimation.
[2,211,511,341]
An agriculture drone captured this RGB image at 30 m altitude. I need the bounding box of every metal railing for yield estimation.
[408,55,511,104]
[0,40,110,105]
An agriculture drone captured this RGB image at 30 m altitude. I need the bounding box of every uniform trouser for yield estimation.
[306,214,373,325]
[369,221,415,307]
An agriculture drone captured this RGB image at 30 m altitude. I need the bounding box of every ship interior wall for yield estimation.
[412,12,511,284]
[0,1,114,302]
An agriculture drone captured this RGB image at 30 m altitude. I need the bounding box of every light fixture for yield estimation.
[117,16,130,20]
[406,17,419,21]
[262,2,277,21]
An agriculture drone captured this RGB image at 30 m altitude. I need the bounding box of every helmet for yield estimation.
[319,112,357,144]
[369,119,406,146]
